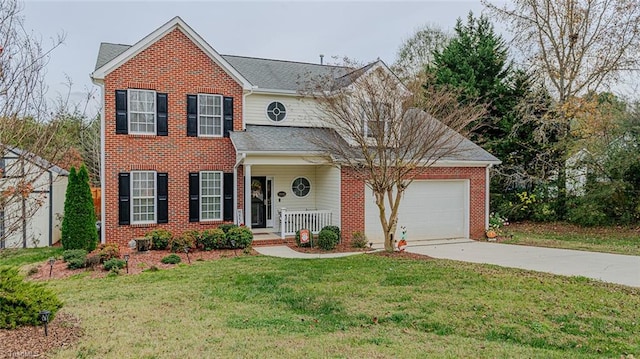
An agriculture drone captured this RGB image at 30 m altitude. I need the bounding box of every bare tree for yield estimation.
[392,24,450,82]
[484,0,640,103]
[303,61,486,251]
[0,0,66,248]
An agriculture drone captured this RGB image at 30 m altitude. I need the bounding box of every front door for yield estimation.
[251,177,267,228]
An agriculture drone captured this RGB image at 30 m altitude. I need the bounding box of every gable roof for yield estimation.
[91,16,252,90]
[95,42,357,93]
[4,146,69,176]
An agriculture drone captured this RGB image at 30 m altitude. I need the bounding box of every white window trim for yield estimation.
[128,89,157,135]
[131,171,157,225]
[197,94,223,138]
[200,171,223,221]
[291,177,311,198]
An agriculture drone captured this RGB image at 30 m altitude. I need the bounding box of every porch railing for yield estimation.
[279,209,333,239]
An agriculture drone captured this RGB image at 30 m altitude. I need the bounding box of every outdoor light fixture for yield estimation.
[231,240,237,256]
[123,254,130,274]
[48,257,55,278]
[39,310,51,336]
[369,242,373,249]
[183,246,191,264]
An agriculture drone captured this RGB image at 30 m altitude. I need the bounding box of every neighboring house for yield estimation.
[0,146,68,248]
[91,17,500,247]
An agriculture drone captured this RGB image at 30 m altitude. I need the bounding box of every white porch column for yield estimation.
[244,164,252,228]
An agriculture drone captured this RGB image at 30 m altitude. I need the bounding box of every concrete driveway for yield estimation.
[405,239,640,287]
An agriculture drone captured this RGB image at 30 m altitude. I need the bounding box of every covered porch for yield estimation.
[230,125,343,242]
[241,162,340,240]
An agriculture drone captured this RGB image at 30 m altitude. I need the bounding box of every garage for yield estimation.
[364,180,469,243]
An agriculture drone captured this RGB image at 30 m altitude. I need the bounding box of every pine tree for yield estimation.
[61,165,98,251]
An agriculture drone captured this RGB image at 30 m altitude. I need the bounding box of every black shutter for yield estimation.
[157,172,168,223]
[187,95,198,137]
[189,172,199,222]
[223,172,233,221]
[115,90,128,134]
[223,96,233,137]
[157,93,168,136]
[118,173,130,225]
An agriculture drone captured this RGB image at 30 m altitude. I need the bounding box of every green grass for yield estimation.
[505,222,640,255]
[0,246,64,267]
[45,254,640,358]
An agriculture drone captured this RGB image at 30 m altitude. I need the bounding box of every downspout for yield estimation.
[48,170,53,246]
[97,81,106,244]
[233,153,246,225]
[241,87,256,131]
[485,164,493,230]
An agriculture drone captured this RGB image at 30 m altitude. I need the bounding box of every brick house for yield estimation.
[91,17,499,248]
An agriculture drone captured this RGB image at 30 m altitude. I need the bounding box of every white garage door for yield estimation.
[365,180,469,243]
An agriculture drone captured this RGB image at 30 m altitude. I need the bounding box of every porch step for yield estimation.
[252,238,294,247]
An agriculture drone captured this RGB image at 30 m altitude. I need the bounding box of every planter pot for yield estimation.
[486,230,498,239]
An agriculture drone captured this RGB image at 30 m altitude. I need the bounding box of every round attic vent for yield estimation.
[266,101,287,122]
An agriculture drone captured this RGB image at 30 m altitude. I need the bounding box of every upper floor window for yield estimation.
[115,89,168,136]
[266,101,287,122]
[198,94,223,137]
[363,102,391,138]
[129,90,156,134]
[187,95,234,138]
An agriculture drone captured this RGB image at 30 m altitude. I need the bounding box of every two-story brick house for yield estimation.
[91,17,499,248]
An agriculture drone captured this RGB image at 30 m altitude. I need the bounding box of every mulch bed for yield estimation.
[0,312,82,359]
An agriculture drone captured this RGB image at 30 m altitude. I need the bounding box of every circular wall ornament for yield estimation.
[291,177,311,197]
[266,101,287,122]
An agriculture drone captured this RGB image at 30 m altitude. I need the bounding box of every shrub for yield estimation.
[317,228,339,250]
[85,254,102,269]
[169,233,196,252]
[322,225,341,242]
[0,266,63,329]
[181,230,201,249]
[200,229,226,250]
[146,229,172,250]
[351,231,368,248]
[103,258,126,271]
[161,254,181,264]
[97,243,120,262]
[295,230,313,247]
[218,223,238,233]
[226,226,253,249]
[62,249,87,269]
[61,165,98,252]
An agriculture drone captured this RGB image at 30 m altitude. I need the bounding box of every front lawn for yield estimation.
[0,246,64,267]
[44,254,639,358]
[504,222,640,255]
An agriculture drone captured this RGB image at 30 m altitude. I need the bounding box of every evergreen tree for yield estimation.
[61,165,98,251]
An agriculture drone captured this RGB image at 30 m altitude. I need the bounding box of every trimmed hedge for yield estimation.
[0,266,63,329]
[226,226,253,249]
[317,228,339,250]
[146,229,172,250]
[63,249,87,269]
[200,229,226,250]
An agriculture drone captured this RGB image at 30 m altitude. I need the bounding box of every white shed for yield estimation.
[0,147,68,248]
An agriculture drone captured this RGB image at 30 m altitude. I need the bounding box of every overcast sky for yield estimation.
[22,1,491,115]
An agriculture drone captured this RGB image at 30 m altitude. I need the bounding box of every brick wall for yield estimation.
[103,28,244,247]
[340,166,488,243]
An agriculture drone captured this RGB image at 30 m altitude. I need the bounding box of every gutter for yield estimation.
[485,164,493,230]
[92,77,106,245]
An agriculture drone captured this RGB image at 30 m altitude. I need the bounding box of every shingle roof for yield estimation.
[230,125,338,153]
[95,43,131,70]
[230,125,500,164]
[5,146,69,175]
[94,43,352,92]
